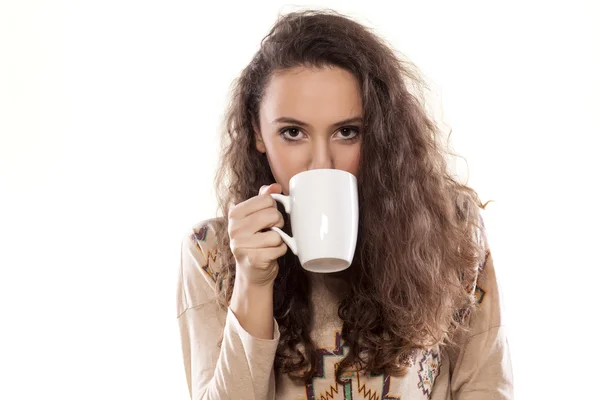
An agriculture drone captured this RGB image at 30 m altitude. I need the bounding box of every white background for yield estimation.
[1,1,599,399]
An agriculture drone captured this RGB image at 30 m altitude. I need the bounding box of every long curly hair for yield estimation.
[213,9,486,384]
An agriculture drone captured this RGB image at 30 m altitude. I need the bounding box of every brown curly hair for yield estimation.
[212,9,486,384]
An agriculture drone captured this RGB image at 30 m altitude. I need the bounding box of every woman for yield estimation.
[177,9,513,400]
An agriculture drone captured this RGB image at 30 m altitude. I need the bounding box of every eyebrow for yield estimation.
[272,116,363,129]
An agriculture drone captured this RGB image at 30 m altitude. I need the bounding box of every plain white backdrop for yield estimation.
[1,1,598,399]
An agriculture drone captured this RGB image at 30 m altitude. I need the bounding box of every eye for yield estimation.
[334,126,360,141]
[280,127,305,141]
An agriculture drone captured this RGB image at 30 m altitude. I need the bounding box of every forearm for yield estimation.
[179,305,278,400]
[230,275,275,340]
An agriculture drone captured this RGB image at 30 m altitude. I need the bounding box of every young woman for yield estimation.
[177,9,513,400]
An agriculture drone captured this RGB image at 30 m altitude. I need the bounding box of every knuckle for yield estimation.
[260,193,276,208]
[257,194,269,207]
[273,231,284,245]
[267,231,282,246]
[229,237,239,249]
[228,222,241,238]
[276,214,285,228]
[232,248,242,260]
[267,208,281,225]
[227,205,239,220]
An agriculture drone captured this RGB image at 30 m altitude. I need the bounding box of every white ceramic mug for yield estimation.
[270,169,359,273]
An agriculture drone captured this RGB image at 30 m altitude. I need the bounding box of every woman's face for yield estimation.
[255,66,363,195]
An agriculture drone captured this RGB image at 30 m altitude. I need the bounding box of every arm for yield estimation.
[177,223,279,400]
[230,275,275,340]
[448,220,514,399]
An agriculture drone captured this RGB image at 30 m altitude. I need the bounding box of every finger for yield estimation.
[228,206,284,239]
[261,183,283,196]
[229,193,276,220]
[262,242,288,261]
[245,207,285,233]
[244,242,287,266]
[230,230,283,251]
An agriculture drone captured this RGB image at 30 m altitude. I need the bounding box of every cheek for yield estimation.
[334,144,361,176]
[265,141,308,191]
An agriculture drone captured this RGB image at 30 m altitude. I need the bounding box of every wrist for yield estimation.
[234,271,275,290]
[231,274,274,311]
[234,261,277,288]
[230,272,275,340]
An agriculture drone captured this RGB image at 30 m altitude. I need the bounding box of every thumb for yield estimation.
[259,183,283,196]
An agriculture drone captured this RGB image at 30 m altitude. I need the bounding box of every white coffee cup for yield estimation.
[270,169,359,273]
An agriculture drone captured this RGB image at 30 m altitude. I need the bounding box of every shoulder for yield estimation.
[464,209,505,336]
[473,209,494,295]
[177,218,227,316]
[184,218,226,276]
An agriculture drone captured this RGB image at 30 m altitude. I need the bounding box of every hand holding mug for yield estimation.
[227,183,288,286]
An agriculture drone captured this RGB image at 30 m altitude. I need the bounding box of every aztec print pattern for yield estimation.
[416,350,441,398]
[191,225,220,283]
[304,331,404,400]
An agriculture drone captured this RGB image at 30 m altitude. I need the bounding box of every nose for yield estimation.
[308,138,334,170]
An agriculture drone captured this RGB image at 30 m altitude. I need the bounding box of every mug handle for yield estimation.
[270,194,298,255]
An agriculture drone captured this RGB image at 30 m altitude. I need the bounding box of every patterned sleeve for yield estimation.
[448,214,514,399]
[176,220,280,400]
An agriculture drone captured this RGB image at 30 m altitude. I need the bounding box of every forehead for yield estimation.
[260,66,363,124]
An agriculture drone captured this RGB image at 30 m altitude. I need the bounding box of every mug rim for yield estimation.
[290,168,357,182]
